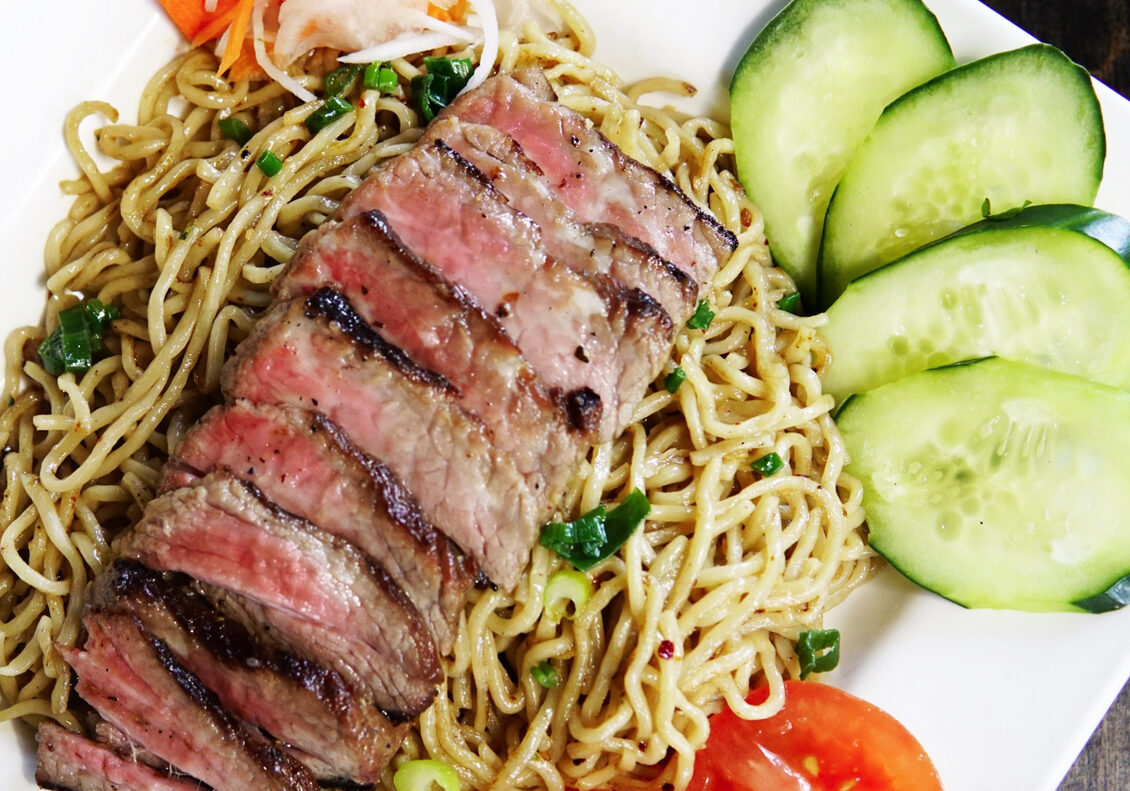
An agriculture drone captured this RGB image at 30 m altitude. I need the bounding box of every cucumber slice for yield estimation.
[819,44,1105,306]
[730,0,953,300]
[838,358,1130,612]
[822,207,1130,401]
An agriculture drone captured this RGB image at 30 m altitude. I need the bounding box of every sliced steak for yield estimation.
[117,471,440,717]
[35,722,204,791]
[440,69,737,287]
[337,139,673,438]
[90,559,406,786]
[276,210,584,495]
[162,399,475,652]
[61,611,317,791]
[222,291,551,589]
[427,117,700,324]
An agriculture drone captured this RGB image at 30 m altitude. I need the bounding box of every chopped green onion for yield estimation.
[539,489,650,571]
[218,117,253,146]
[364,62,399,93]
[664,366,686,394]
[256,151,283,177]
[797,628,840,679]
[411,57,474,122]
[530,661,560,689]
[751,451,784,477]
[323,64,361,97]
[392,759,460,791]
[685,299,714,330]
[543,569,593,623]
[776,292,801,314]
[305,95,355,134]
[37,299,121,376]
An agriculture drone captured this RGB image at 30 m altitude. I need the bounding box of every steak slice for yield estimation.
[90,559,406,786]
[162,399,475,652]
[427,117,700,325]
[117,471,440,717]
[61,611,317,791]
[440,69,737,287]
[337,139,673,439]
[276,210,585,493]
[35,722,204,791]
[222,291,551,589]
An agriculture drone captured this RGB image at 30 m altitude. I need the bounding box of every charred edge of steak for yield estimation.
[100,560,353,706]
[562,387,602,433]
[303,288,456,395]
[586,221,698,294]
[431,138,503,197]
[128,615,314,787]
[356,208,516,345]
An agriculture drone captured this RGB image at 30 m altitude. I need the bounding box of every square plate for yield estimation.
[1,2,1128,789]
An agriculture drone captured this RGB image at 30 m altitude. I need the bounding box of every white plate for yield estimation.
[2,1,1128,789]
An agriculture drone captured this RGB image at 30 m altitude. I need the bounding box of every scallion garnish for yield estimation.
[776,292,801,314]
[305,95,355,134]
[751,451,784,477]
[218,117,253,146]
[539,489,650,571]
[664,367,686,393]
[543,569,593,623]
[531,661,560,689]
[323,64,361,97]
[797,628,840,679]
[392,760,460,791]
[363,62,398,93]
[411,57,474,122]
[37,299,121,376]
[685,299,714,330]
[256,151,283,177]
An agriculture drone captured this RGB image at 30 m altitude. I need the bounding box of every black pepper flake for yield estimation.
[658,640,675,659]
[574,345,590,362]
[570,134,580,145]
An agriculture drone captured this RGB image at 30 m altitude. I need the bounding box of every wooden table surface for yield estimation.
[972,3,1129,788]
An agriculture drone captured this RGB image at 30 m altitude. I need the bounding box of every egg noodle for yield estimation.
[0,3,874,789]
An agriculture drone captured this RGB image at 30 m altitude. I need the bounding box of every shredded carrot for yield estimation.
[227,38,268,81]
[217,0,256,75]
[156,0,242,41]
[427,0,469,24]
[191,4,240,46]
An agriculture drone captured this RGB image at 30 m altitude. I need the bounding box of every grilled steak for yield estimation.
[35,722,204,791]
[441,69,736,286]
[223,291,552,589]
[90,559,406,785]
[117,471,441,716]
[427,117,700,324]
[162,399,475,652]
[276,210,585,491]
[337,138,674,439]
[62,611,318,791]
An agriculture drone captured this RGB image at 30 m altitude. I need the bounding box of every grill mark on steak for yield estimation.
[222,294,553,590]
[428,117,700,325]
[35,722,205,791]
[337,137,672,439]
[276,211,586,505]
[90,559,406,786]
[440,69,737,287]
[162,400,474,653]
[117,471,441,717]
[62,611,318,791]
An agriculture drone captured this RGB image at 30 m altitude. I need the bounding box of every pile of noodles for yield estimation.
[0,4,874,790]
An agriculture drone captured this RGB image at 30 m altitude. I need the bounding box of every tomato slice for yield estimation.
[687,681,942,791]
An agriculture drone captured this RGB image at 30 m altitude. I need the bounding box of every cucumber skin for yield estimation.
[819,44,1106,307]
[821,211,1130,400]
[839,358,1130,612]
[729,0,953,300]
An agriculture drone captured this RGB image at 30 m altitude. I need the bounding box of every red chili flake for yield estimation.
[657,640,675,659]
[740,207,753,227]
